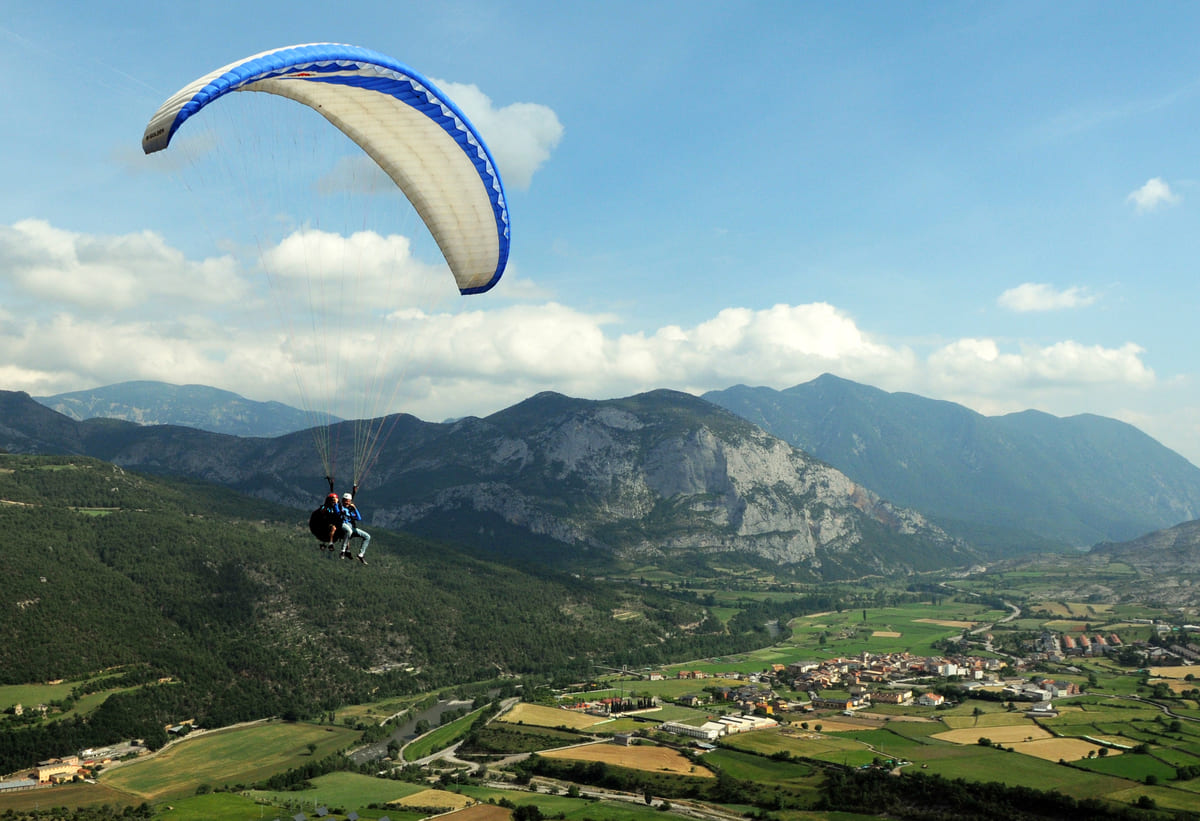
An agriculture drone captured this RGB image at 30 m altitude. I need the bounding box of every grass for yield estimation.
[404,706,485,761]
[0,680,79,711]
[0,781,132,814]
[249,770,428,810]
[100,721,357,800]
[703,748,819,784]
[155,792,290,821]
[906,744,1137,799]
[1072,753,1178,782]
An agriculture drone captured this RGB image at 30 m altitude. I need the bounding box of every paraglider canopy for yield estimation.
[143,42,509,294]
[143,43,511,487]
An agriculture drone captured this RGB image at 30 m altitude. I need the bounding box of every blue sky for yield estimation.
[3,2,1200,465]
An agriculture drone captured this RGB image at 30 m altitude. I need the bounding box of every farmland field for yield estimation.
[500,702,610,729]
[0,780,131,814]
[912,618,976,629]
[941,712,1035,730]
[404,706,485,761]
[1014,737,1122,762]
[1150,664,1200,678]
[540,741,714,777]
[392,788,475,810]
[0,680,78,711]
[249,771,434,811]
[933,725,1053,744]
[100,721,357,800]
[911,743,1136,799]
[1073,753,1176,782]
[703,748,819,784]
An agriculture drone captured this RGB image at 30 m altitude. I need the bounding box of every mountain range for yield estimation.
[704,375,1200,551]
[4,387,971,580]
[35,380,328,438]
[9,373,1200,572]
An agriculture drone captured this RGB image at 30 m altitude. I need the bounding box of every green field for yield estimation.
[249,770,428,811]
[403,706,485,761]
[703,747,820,785]
[100,721,358,800]
[1073,752,1179,783]
[0,680,78,711]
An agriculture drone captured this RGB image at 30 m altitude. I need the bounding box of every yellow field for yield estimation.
[1153,679,1199,693]
[913,618,976,629]
[541,742,714,777]
[941,713,1034,730]
[933,725,1053,745]
[1014,737,1123,762]
[1149,665,1200,679]
[499,702,609,729]
[872,631,902,638]
[391,789,474,810]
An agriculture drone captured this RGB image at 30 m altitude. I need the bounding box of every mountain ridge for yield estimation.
[704,374,1200,550]
[0,388,973,580]
[35,380,327,438]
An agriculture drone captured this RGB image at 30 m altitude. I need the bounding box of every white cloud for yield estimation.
[1127,177,1181,212]
[0,219,245,315]
[261,228,453,308]
[434,79,564,191]
[998,282,1097,312]
[927,338,1153,391]
[0,220,1169,452]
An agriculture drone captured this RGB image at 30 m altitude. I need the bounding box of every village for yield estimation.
[0,623,1192,794]
[547,628,1158,747]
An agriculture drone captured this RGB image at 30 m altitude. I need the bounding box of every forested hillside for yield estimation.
[0,454,805,772]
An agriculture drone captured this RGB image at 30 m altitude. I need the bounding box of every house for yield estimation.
[35,757,81,783]
[871,690,912,705]
[1033,678,1079,698]
[661,721,723,742]
[717,714,777,734]
[917,693,945,707]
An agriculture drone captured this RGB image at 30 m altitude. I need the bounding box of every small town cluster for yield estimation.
[565,637,1140,745]
[0,626,1179,791]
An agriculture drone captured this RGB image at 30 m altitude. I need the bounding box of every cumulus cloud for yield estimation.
[261,228,452,308]
[927,338,1153,389]
[1127,177,1181,212]
[998,282,1097,312]
[434,79,564,190]
[0,220,1161,435]
[0,219,245,315]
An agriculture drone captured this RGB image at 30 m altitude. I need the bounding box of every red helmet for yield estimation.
[326,493,338,502]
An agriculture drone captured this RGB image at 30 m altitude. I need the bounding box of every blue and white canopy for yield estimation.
[143,43,509,294]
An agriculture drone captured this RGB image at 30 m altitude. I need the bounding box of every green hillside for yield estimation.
[0,454,741,772]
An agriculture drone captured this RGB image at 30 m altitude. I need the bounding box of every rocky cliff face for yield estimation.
[368,391,973,575]
[1,387,974,577]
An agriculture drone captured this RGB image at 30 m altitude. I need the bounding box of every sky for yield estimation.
[3,2,1200,464]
